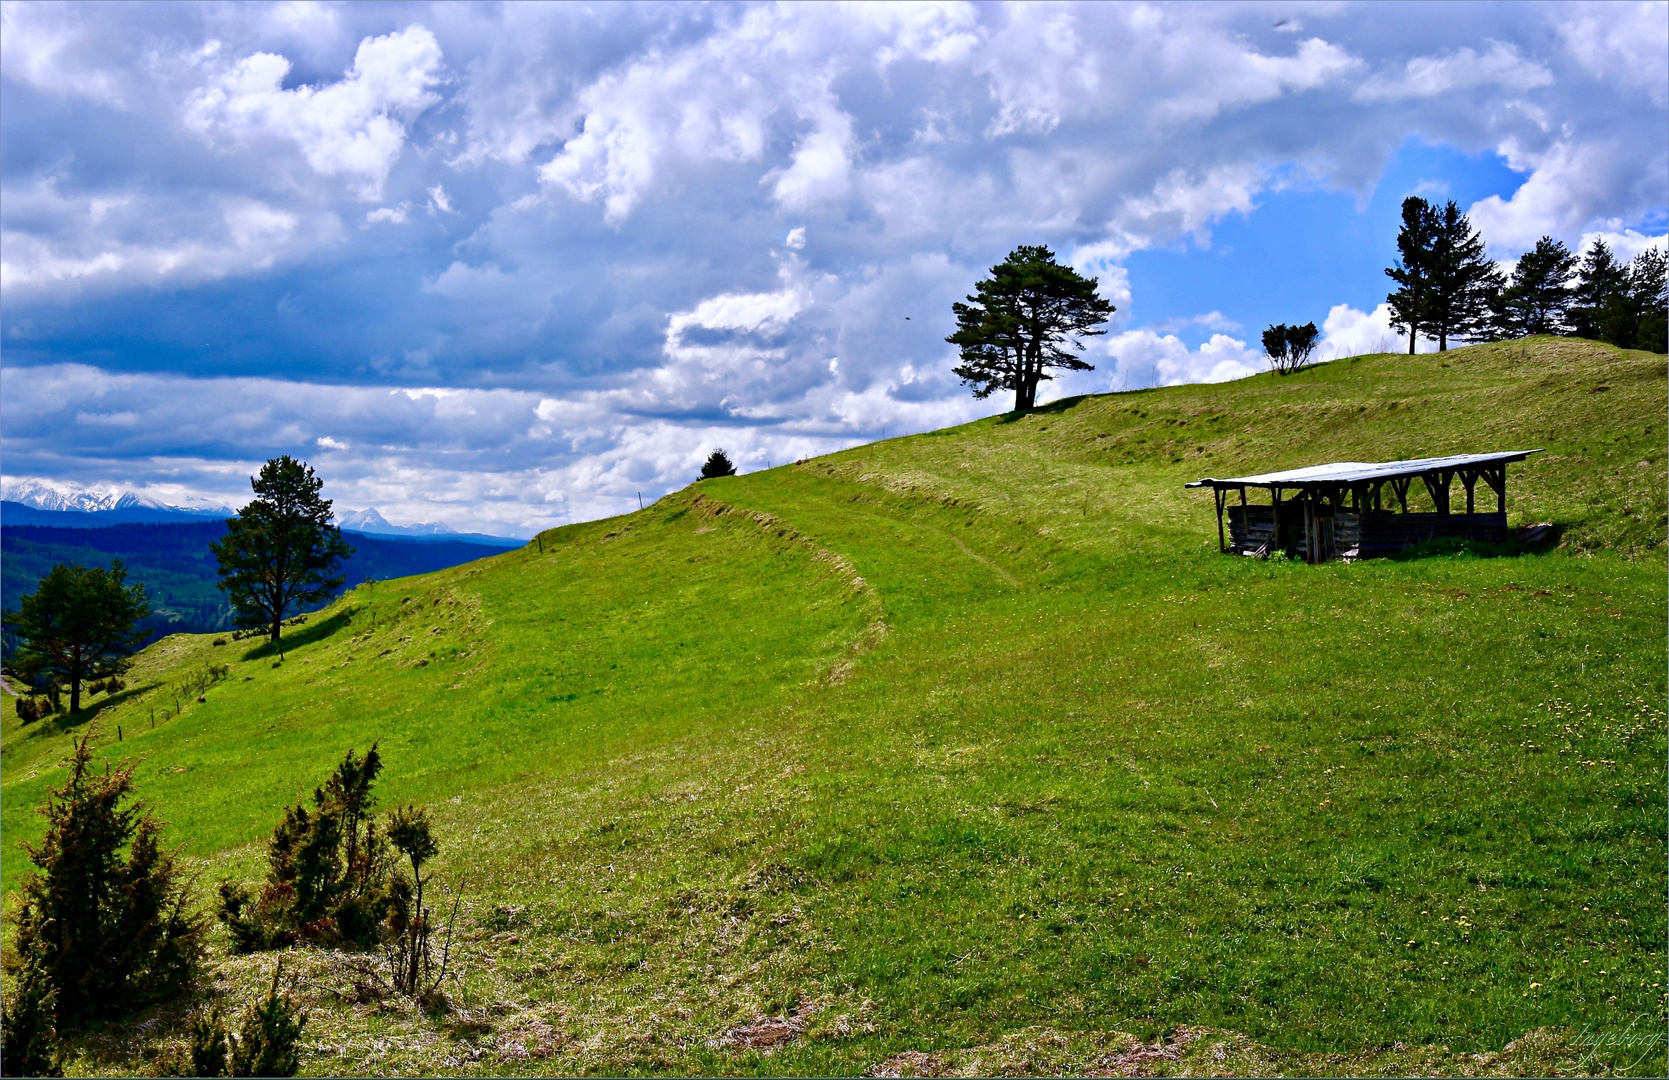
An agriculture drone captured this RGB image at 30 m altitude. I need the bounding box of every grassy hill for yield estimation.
[3,338,1664,1076]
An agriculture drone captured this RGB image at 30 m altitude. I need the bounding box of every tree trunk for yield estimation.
[271,611,282,642]
[70,676,81,714]
[1439,329,1448,351]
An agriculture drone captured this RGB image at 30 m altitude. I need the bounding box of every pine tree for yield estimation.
[2,562,148,714]
[1499,237,1576,337]
[948,245,1113,411]
[1627,248,1667,353]
[211,456,353,643]
[1428,201,1497,350]
[6,729,203,1023]
[698,450,738,480]
[1385,196,1440,354]
[1568,240,1632,345]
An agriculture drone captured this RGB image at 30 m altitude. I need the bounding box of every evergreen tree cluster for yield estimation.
[1386,195,1667,353]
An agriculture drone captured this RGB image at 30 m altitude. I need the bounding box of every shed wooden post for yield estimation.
[1214,487,1226,552]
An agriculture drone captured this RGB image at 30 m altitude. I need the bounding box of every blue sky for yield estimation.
[2,1,1665,534]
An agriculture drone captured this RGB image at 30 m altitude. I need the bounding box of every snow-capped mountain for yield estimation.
[336,507,459,537]
[1,479,231,516]
[335,507,522,547]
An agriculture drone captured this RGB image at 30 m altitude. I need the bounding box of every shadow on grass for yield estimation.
[240,608,354,661]
[1387,526,1563,562]
[15,682,163,742]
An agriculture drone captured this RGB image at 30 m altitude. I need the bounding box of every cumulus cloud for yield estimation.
[1578,227,1669,263]
[1467,139,1654,255]
[1,2,1664,528]
[1353,42,1552,103]
[0,180,338,296]
[185,25,444,200]
[1316,302,1436,360]
[1104,330,1263,389]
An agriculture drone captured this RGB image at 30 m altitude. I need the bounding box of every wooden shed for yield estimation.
[1186,450,1543,563]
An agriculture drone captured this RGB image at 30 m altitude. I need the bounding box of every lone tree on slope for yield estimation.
[1261,322,1320,375]
[698,449,738,480]
[3,561,149,715]
[211,456,353,643]
[948,245,1114,412]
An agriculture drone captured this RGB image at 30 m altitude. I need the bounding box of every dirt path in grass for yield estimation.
[930,524,1020,587]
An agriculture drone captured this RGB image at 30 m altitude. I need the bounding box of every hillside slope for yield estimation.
[3,339,1664,1076]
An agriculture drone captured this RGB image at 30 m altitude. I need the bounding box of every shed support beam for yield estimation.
[1481,465,1506,514]
[1460,468,1478,514]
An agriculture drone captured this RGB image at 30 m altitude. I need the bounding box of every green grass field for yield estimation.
[4,337,1665,1076]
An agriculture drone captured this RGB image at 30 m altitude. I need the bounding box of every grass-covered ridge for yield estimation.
[3,338,1665,1076]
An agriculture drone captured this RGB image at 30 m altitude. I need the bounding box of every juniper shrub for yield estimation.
[4,728,203,1024]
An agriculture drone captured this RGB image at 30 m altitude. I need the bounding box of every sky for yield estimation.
[2,1,1665,536]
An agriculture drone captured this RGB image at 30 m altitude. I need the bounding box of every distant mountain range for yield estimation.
[333,506,522,546]
[1,483,521,548]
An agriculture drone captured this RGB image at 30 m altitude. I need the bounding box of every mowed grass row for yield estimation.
[2,338,1664,1076]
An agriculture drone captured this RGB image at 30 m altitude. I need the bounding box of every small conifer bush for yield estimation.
[218,745,389,950]
[0,946,63,1077]
[162,964,307,1078]
[5,728,203,1023]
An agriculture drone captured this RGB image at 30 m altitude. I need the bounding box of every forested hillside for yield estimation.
[1,521,518,651]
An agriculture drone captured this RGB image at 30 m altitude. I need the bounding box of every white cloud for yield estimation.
[1104,329,1262,389]
[1577,227,1669,263]
[1354,42,1553,103]
[767,92,854,211]
[1317,302,1438,360]
[0,183,333,297]
[185,25,444,200]
[1466,140,1646,255]
[0,2,129,106]
[2,2,1664,527]
[426,185,456,215]
[1559,1,1669,107]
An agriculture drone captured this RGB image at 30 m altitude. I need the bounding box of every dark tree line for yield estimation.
[1387,195,1667,353]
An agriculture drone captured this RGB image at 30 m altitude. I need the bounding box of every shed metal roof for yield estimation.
[1185,449,1542,489]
